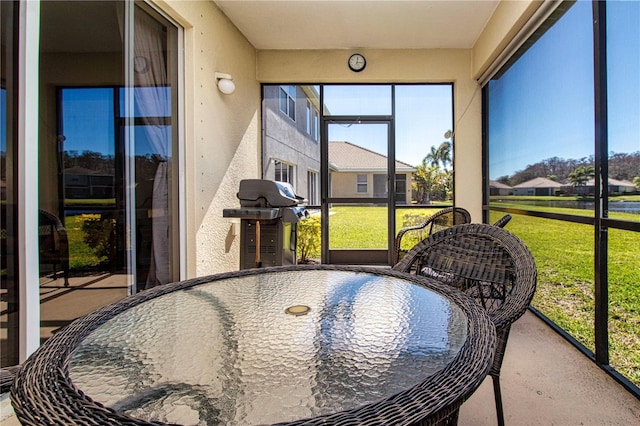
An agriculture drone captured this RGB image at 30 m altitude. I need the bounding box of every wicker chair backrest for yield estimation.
[392,223,536,331]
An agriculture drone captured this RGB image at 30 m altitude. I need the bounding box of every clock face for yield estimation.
[348,53,366,72]
[134,56,149,74]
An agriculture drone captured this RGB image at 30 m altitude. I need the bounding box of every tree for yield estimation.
[568,165,595,195]
[413,161,438,204]
[424,146,440,168]
[496,175,511,185]
[416,134,454,203]
[633,176,640,191]
[437,141,452,170]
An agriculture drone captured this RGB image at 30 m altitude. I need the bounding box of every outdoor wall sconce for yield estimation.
[215,72,236,95]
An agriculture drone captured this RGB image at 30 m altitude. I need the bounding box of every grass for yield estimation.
[488,205,640,386]
[65,214,108,269]
[327,206,451,249]
[65,198,116,206]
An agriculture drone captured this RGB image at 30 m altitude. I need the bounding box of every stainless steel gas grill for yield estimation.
[223,179,308,269]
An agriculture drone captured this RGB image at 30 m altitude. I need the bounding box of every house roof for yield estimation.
[489,180,512,189]
[328,141,415,173]
[512,177,563,189]
[586,178,636,188]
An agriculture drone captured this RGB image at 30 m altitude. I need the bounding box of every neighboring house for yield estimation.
[64,166,115,199]
[512,177,563,196]
[262,85,321,205]
[489,180,513,196]
[581,178,637,195]
[328,141,416,204]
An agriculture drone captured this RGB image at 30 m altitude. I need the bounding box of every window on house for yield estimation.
[305,100,319,141]
[307,171,319,205]
[312,106,319,141]
[357,174,368,193]
[279,85,296,120]
[274,160,295,186]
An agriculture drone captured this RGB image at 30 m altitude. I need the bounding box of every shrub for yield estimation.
[81,214,116,261]
[297,215,321,263]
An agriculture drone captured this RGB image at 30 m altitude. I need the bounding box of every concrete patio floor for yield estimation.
[2,310,639,425]
[459,310,640,425]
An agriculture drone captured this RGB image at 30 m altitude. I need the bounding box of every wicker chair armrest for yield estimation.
[394,225,427,263]
[394,207,471,264]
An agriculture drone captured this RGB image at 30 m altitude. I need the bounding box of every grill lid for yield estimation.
[237,179,305,207]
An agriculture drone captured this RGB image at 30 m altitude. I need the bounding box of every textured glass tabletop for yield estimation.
[68,269,468,425]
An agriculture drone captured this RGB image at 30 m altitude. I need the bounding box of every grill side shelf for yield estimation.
[223,208,281,220]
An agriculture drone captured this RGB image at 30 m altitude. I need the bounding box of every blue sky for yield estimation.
[60,87,170,158]
[324,84,453,167]
[607,0,640,157]
[488,0,639,179]
[62,88,116,156]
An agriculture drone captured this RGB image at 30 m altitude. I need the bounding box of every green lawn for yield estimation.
[66,214,108,269]
[488,207,640,386]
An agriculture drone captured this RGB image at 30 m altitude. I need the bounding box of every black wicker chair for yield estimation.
[394,207,471,264]
[392,223,536,426]
[0,365,21,394]
[39,210,70,286]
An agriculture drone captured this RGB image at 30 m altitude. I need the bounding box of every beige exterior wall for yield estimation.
[330,172,413,202]
[258,48,483,220]
[471,0,543,79]
[154,1,260,277]
[332,172,371,198]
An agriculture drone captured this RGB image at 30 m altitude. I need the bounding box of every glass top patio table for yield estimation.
[11,265,495,426]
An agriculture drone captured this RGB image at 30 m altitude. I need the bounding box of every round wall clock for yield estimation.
[348,53,366,72]
[134,56,149,74]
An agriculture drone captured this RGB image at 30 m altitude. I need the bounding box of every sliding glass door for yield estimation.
[38,1,180,342]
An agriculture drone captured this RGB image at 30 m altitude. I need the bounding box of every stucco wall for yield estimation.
[257,49,483,221]
[471,0,543,79]
[262,85,321,201]
[156,0,260,277]
[332,172,368,198]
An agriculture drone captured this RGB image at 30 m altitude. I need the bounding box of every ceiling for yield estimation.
[214,0,500,50]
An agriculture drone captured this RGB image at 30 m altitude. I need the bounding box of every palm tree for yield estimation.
[568,165,595,195]
[424,141,451,170]
[437,141,452,170]
[424,146,440,168]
